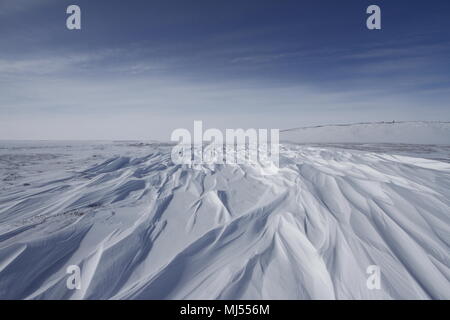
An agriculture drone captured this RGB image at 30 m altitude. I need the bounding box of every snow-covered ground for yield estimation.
[0,139,449,300]
[282,121,450,144]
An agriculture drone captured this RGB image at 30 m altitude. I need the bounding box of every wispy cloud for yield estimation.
[0,0,56,16]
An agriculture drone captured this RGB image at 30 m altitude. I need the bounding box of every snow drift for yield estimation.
[0,141,449,300]
[281,121,450,144]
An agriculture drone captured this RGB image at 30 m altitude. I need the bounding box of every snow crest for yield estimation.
[281,121,450,144]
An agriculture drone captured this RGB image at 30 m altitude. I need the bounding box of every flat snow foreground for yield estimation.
[0,142,449,300]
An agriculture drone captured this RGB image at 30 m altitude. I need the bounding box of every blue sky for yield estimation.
[0,0,449,140]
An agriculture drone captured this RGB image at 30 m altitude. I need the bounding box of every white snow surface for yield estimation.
[0,140,449,300]
[281,121,450,144]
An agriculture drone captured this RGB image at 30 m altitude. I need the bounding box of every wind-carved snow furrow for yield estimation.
[0,143,449,299]
[117,192,288,299]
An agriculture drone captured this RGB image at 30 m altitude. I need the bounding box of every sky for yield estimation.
[0,0,449,140]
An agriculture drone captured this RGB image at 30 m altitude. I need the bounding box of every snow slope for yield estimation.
[281,121,450,144]
[0,141,449,299]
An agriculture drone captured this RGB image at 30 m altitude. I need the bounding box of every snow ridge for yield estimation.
[281,121,450,144]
